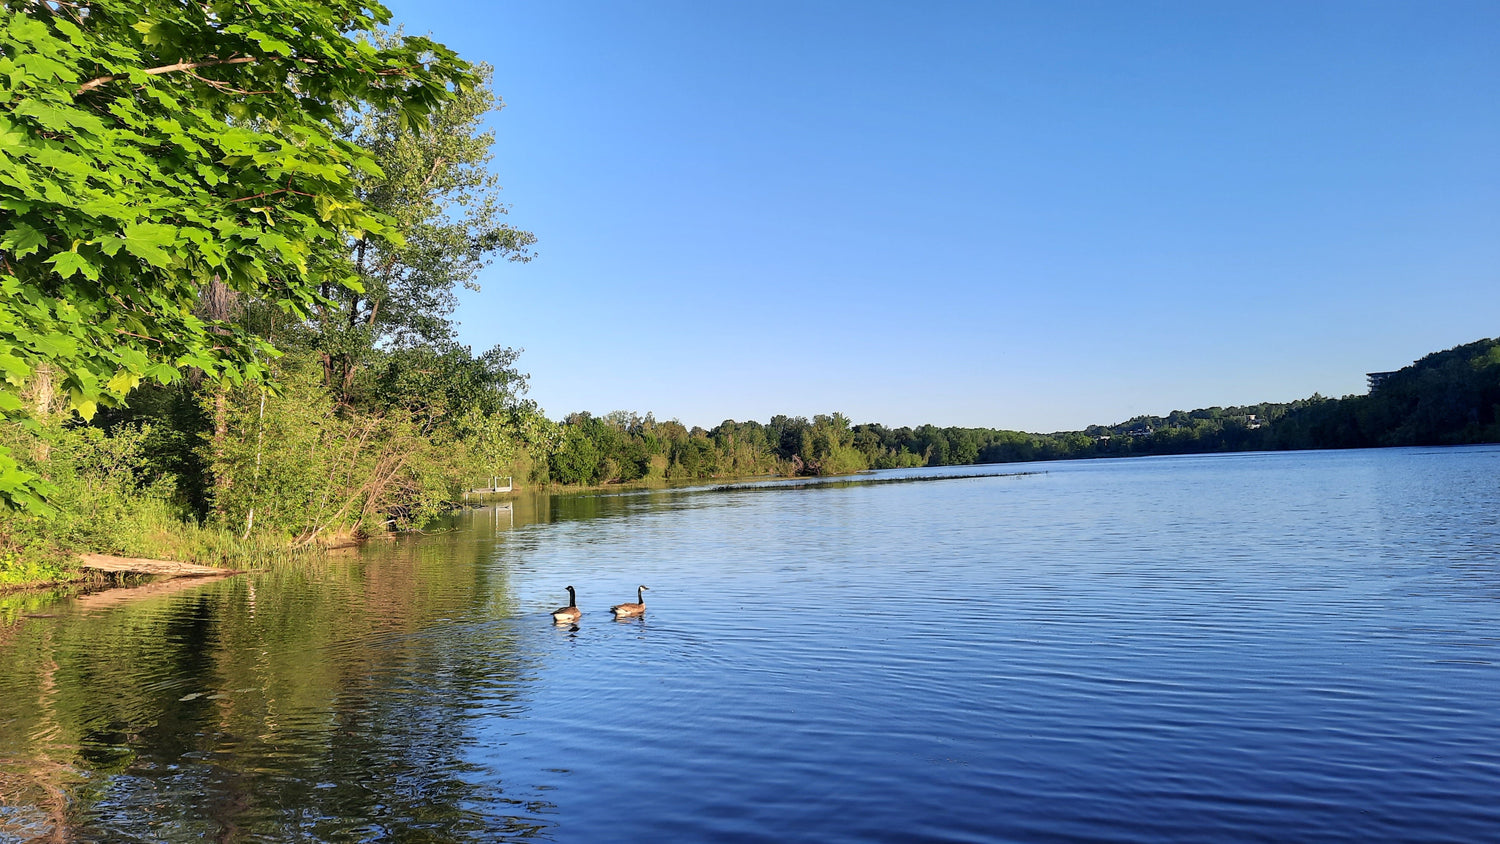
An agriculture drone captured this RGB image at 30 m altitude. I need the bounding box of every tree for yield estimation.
[767,414,809,461]
[0,0,474,510]
[366,341,529,433]
[549,424,602,486]
[309,51,535,401]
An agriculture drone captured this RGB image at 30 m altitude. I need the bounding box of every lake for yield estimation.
[2,446,1498,842]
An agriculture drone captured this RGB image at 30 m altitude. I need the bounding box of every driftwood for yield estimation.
[77,553,239,578]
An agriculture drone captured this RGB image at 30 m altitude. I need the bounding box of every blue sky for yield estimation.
[381,1,1499,433]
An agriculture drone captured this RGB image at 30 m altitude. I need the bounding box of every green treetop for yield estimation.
[310,53,535,404]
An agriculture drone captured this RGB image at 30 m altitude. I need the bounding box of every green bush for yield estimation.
[0,418,291,575]
[209,356,483,542]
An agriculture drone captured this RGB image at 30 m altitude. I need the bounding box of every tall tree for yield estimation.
[0,0,474,510]
[310,52,535,403]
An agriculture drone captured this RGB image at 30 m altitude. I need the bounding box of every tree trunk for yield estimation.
[212,384,231,499]
[26,363,58,461]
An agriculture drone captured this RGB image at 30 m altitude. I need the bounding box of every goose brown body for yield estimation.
[552,586,581,623]
[610,585,649,617]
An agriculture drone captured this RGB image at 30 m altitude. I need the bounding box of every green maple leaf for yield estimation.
[46,250,98,280]
[1,222,47,257]
[122,222,177,268]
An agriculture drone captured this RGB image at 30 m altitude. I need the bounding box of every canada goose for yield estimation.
[610,585,649,617]
[552,586,581,623]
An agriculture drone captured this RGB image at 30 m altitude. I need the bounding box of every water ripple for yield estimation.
[2,448,1499,841]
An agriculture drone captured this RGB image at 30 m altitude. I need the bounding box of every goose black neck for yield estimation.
[636,586,644,604]
[566,586,576,606]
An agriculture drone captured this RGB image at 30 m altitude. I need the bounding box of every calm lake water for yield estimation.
[2,446,1499,842]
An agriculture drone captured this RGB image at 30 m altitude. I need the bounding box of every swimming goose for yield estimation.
[552,586,581,623]
[610,585,649,617]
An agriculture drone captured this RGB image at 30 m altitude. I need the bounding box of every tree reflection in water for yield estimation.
[0,524,554,842]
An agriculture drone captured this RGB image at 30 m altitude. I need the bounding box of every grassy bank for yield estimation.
[0,418,339,591]
[0,510,327,592]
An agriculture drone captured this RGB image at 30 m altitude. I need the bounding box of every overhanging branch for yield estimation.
[76,56,259,95]
[76,55,424,96]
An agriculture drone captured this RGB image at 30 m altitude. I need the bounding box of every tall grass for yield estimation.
[0,420,326,587]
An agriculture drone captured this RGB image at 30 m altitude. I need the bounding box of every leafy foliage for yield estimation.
[307,51,535,402]
[539,411,873,486]
[209,354,452,540]
[0,1,554,582]
[0,0,475,509]
[0,417,290,572]
[535,338,1500,487]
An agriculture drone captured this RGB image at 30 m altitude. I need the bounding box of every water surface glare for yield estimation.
[2,447,1498,841]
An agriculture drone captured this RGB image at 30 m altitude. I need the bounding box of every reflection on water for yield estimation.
[0,531,550,842]
[2,447,1500,842]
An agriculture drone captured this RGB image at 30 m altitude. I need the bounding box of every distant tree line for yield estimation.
[538,337,1500,485]
[1070,337,1500,456]
[542,412,874,485]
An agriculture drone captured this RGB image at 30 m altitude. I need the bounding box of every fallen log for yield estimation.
[77,553,240,578]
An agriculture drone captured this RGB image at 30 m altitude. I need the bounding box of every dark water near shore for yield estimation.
[2,446,1498,842]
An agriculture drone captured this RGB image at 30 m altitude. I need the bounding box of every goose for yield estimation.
[552,586,581,623]
[610,585,649,617]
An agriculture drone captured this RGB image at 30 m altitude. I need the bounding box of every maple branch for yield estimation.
[76,56,259,95]
[187,72,274,96]
[115,330,163,344]
[78,56,423,96]
[228,187,313,202]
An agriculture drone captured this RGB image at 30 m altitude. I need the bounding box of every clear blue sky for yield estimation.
[382,0,1498,433]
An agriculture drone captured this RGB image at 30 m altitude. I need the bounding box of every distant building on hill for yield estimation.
[1367,371,1397,393]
